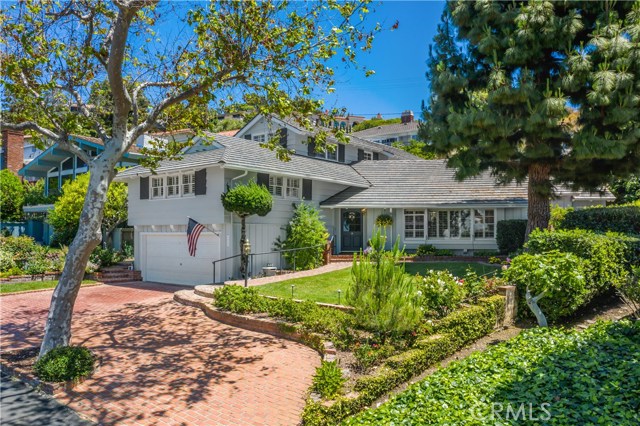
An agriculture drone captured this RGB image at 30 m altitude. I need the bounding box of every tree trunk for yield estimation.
[525,163,552,239]
[240,215,248,279]
[525,287,548,327]
[39,162,115,358]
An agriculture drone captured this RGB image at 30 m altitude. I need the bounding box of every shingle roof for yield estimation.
[320,160,529,208]
[115,134,370,187]
[274,116,421,160]
[351,121,420,139]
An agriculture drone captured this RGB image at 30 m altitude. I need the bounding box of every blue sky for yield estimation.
[323,1,445,120]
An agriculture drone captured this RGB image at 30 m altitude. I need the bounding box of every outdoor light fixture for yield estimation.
[243,239,251,255]
[337,289,342,305]
[291,284,295,299]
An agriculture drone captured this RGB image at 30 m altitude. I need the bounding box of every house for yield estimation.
[1,130,44,178]
[351,111,420,145]
[114,114,613,286]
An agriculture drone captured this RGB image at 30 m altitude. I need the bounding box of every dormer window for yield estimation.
[363,151,373,160]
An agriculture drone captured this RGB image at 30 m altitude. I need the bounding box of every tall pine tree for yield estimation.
[420,1,640,235]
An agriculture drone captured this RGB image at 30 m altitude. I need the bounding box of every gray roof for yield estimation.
[351,121,420,139]
[320,160,529,208]
[115,134,370,188]
[273,116,421,160]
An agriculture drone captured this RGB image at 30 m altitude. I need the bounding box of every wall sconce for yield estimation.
[361,208,367,215]
[243,239,251,255]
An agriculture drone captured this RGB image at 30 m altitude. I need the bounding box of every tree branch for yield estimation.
[132,80,174,126]
[55,137,93,165]
[1,121,62,142]
[56,83,109,140]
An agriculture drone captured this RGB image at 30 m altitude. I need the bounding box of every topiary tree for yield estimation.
[276,202,328,271]
[0,169,25,221]
[48,174,128,247]
[221,181,273,278]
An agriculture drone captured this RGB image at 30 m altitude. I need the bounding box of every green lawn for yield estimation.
[256,262,499,305]
[0,279,97,295]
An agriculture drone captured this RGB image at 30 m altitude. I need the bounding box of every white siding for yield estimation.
[127,166,225,226]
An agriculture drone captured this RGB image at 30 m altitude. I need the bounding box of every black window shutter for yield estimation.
[373,152,380,160]
[194,169,207,195]
[279,128,288,148]
[244,133,252,140]
[140,177,149,200]
[302,179,312,200]
[358,149,365,161]
[307,137,316,156]
[257,173,269,188]
[338,144,345,163]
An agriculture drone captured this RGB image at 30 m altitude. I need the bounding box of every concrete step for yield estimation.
[194,285,222,299]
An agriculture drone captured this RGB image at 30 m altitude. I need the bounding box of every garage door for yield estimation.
[142,233,220,285]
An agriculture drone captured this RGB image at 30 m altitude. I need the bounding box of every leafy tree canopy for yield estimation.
[352,117,401,132]
[421,1,640,234]
[610,175,640,204]
[0,170,25,221]
[391,139,438,160]
[48,173,127,246]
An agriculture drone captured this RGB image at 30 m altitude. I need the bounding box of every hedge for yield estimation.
[559,205,640,234]
[496,220,527,254]
[301,295,506,425]
[344,320,640,425]
[525,229,631,295]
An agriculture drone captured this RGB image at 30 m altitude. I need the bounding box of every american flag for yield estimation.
[187,218,205,256]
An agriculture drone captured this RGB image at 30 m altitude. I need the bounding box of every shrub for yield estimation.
[0,236,62,274]
[312,360,347,399]
[526,229,631,295]
[89,247,124,269]
[496,219,527,254]
[0,250,17,273]
[460,269,502,303]
[504,250,588,322]
[617,267,640,320]
[474,249,499,256]
[434,248,453,256]
[348,230,422,340]
[213,285,267,314]
[374,214,393,227]
[34,346,95,383]
[417,270,465,318]
[559,205,640,234]
[415,244,437,256]
[550,204,573,228]
[353,342,395,372]
[275,202,328,271]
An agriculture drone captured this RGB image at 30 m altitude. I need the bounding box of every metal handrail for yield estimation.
[212,253,242,284]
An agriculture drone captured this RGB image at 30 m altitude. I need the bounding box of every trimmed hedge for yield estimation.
[496,220,527,254]
[526,229,631,294]
[301,295,506,425]
[559,205,640,234]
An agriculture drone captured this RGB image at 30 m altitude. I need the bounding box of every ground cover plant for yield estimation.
[255,262,499,304]
[0,280,97,295]
[344,320,640,425]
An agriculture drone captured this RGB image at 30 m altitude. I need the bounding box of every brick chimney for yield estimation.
[1,129,24,175]
[401,110,414,124]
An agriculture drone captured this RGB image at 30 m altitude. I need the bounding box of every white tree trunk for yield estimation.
[39,159,116,357]
[525,286,548,327]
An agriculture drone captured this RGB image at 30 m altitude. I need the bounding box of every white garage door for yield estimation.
[142,232,220,286]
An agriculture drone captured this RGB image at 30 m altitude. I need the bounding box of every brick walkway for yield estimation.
[0,283,321,425]
[226,262,351,287]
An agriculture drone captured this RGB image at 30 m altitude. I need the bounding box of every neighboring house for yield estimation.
[1,130,43,179]
[17,132,144,245]
[351,110,419,145]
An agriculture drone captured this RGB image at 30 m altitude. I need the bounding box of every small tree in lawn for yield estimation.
[347,229,422,341]
[277,202,328,271]
[0,170,25,222]
[221,181,273,278]
[48,174,127,247]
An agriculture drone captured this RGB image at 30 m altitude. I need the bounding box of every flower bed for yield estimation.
[344,320,640,425]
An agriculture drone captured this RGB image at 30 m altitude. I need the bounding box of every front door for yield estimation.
[341,210,363,252]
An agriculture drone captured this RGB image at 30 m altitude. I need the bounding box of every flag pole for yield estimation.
[187,216,220,236]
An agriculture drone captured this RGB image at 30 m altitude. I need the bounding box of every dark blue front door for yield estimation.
[341,210,363,252]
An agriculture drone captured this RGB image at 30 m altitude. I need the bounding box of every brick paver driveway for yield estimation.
[0,283,320,425]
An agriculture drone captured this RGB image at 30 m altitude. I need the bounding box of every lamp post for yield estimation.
[337,289,342,306]
[243,238,251,288]
[291,284,295,299]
